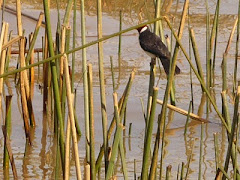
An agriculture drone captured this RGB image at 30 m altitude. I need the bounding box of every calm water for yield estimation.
[0,0,239,179]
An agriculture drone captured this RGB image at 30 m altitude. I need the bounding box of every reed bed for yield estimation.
[0,0,239,179]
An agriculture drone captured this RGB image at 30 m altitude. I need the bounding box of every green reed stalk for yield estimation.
[223,86,240,179]
[3,96,12,174]
[214,133,219,172]
[25,13,44,64]
[110,56,116,91]
[71,0,76,92]
[80,0,90,163]
[106,93,123,179]
[221,53,227,91]
[221,91,231,127]
[88,64,96,180]
[151,1,190,178]
[189,28,205,91]
[184,100,192,135]
[141,87,158,180]
[97,0,109,173]
[95,70,135,171]
[165,17,231,133]
[211,0,220,72]
[63,0,73,26]
[233,0,240,92]
[43,0,65,171]
[166,165,172,180]
[233,117,239,179]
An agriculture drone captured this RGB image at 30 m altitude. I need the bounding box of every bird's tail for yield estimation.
[160,57,181,75]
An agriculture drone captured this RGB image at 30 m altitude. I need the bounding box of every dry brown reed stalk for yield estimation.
[64,94,74,180]
[29,33,35,99]
[84,163,90,180]
[63,54,82,179]
[60,26,66,96]
[0,22,7,120]
[157,99,209,123]
[2,36,23,50]
[20,38,31,143]
[225,18,238,54]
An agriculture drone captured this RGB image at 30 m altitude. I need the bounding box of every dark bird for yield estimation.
[137,25,180,75]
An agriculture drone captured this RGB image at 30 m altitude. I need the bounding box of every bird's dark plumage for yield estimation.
[137,26,180,75]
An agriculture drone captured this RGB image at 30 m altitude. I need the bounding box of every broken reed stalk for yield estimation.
[43,0,65,171]
[63,54,82,179]
[80,0,90,163]
[157,99,208,122]
[151,1,190,178]
[223,86,240,179]
[97,0,108,174]
[95,70,135,171]
[25,12,44,64]
[88,64,96,180]
[20,38,31,142]
[106,92,123,179]
[225,18,238,54]
[3,96,12,174]
[165,17,231,133]
[166,165,172,180]
[142,87,158,180]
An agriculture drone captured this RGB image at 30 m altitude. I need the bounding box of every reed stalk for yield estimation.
[95,70,135,171]
[71,0,76,92]
[221,54,227,91]
[3,96,12,174]
[221,91,231,127]
[43,0,65,171]
[214,133,219,172]
[185,140,195,180]
[225,18,238,54]
[110,56,116,91]
[64,112,71,180]
[223,86,240,179]
[80,0,90,163]
[189,28,205,90]
[20,38,31,142]
[97,0,109,173]
[233,0,240,92]
[63,54,82,179]
[106,93,124,179]
[88,64,96,180]
[25,12,44,64]
[164,17,231,133]
[29,33,35,99]
[151,2,190,177]
[62,0,73,26]
[166,165,172,180]
[142,87,158,180]
[0,22,7,119]
[198,123,204,180]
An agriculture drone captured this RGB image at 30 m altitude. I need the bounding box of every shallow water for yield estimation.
[0,0,239,179]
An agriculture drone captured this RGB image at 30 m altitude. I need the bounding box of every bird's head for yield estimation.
[136,25,148,33]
